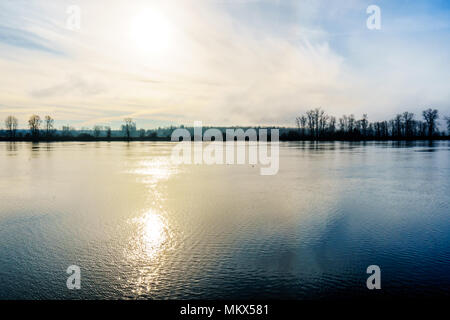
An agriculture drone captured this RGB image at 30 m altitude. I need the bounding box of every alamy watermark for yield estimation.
[170,122,279,175]
[366,5,381,30]
[66,5,81,31]
[366,265,381,290]
[66,265,81,290]
[63,4,381,32]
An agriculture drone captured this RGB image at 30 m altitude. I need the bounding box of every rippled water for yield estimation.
[0,141,449,299]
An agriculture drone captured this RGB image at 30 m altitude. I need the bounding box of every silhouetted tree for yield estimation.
[394,114,402,138]
[5,116,18,139]
[422,108,439,137]
[303,108,329,138]
[105,126,112,139]
[123,118,135,141]
[418,121,427,137]
[62,125,71,137]
[93,125,102,138]
[368,123,374,137]
[28,115,41,139]
[295,115,307,137]
[318,109,328,137]
[306,110,315,138]
[339,115,347,134]
[402,112,414,138]
[295,108,448,141]
[44,115,54,138]
[329,116,336,135]
[361,114,368,137]
[445,116,450,136]
[348,114,355,135]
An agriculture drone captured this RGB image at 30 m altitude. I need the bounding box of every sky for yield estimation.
[0,0,449,129]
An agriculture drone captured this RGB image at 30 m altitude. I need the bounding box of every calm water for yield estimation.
[0,141,449,299]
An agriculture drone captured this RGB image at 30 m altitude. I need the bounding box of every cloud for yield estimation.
[31,75,106,98]
[0,0,449,128]
[0,25,64,55]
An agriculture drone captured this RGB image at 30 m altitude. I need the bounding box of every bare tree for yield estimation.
[348,114,355,134]
[418,121,427,137]
[318,109,328,137]
[381,121,389,138]
[402,112,414,138]
[445,116,450,136]
[394,114,402,138]
[339,115,348,133]
[105,126,112,140]
[306,110,314,138]
[361,114,368,137]
[44,115,54,137]
[313,109,320,138]
[422,108,439,137]
[28,115,41,139]
[295,115,307,137]
[5,116,18,139]
[299,115,307,137]
[123,118,135,141]
[291,108,444,141]
[93,125,102,138]
[62,125,71,137]
[328,116,336,135]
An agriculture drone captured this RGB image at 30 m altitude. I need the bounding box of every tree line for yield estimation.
[288,108,450,140]
[1,109,450,142]
[4,115,56,140]
[1,115,145,141]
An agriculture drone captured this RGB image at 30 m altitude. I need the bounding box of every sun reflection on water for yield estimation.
[132,159,177,185]
[142,212,166,257]
[130,210,169,259]
[126,209,174,297]
[124,155,179,296]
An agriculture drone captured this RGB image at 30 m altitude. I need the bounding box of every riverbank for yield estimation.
[0,136,449,142]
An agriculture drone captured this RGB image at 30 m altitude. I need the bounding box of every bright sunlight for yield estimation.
[129,8,173,56]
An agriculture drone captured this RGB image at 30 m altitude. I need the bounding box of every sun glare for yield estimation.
[130,9,172,56]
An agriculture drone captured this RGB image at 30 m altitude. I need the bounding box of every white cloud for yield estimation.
[0,0,449,128]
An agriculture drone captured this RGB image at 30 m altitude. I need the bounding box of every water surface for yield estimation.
[0,141,449,299]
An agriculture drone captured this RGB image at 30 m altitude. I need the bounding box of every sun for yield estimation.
[129,9,173,56]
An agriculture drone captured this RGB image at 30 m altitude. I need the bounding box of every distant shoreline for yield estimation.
[1,137,449,142]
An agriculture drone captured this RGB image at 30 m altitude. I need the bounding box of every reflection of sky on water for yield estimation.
[0,141,449,299]
[129,210,169,260]
[124,156,178,296]
[132,159,177,183]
